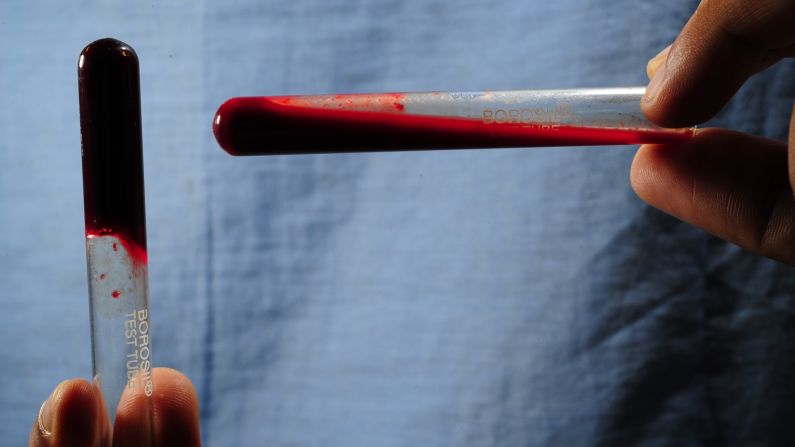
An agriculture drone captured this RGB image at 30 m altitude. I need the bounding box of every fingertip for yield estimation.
[630,143,684,213]
[114,372,154,447]
[640,70,673,127]
[646,44,671,80]
[46,379,102,446]
[630,144,656,202]
[58,380,102,443]
[114,367,201,447]
[151,368,201,447]
[640,2,779,129]
[631,130,742,215]
[632,130,795,262]
[641,39,678,124]
[151,368,200,412]
[640,59,694,129]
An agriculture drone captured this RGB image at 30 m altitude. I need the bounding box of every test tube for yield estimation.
[79,38,153,443]
[213,87,695,156]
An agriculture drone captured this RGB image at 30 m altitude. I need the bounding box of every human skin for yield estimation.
[29,367,201,447]
[632,0,795,264]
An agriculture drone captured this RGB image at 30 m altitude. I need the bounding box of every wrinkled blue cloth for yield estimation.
[2,1,795,445]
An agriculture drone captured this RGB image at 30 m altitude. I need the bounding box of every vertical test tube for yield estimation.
[78,38,153,443]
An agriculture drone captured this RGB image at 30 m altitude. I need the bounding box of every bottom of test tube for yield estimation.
[213,97,696,156]
[85,231,152,429]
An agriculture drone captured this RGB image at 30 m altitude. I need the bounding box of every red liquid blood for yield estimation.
[213,96,694,156]
[79,38,148,263]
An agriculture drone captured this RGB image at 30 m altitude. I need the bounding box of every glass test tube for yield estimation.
[78,38,153,443]
[213,87,695,156]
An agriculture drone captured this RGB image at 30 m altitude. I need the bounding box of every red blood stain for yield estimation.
[112,290,121,299]
[116,235,148,265]
[268,92,406,114]
[99,273,106,280]
[86,231,148,266]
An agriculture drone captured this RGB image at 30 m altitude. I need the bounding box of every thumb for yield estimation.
[641,0,795,128]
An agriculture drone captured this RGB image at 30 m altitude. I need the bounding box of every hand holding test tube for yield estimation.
[29,368,200,446]
[210,0,795,266]
[633,0,795,265]
[29,37,201,447]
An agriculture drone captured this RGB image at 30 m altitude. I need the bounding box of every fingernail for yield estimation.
[38,381,67,436]
[644,55,669,105]
[646,45,671,79]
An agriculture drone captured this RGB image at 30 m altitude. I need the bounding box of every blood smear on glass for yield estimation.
[86,230,148,267]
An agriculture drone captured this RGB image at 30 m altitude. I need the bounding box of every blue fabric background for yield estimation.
[2,1,795,445]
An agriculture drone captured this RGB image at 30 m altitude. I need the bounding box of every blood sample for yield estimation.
[213,88,695,156]
[79,37,153,441]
